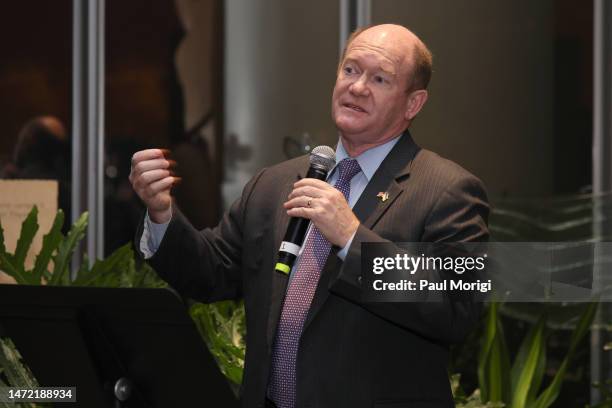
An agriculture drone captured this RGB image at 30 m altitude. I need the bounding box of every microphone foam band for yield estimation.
[309,145,336,172]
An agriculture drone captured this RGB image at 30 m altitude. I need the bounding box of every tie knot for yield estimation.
[337,158,361,183]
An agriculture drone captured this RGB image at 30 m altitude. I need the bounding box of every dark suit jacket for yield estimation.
[139,132,489,408]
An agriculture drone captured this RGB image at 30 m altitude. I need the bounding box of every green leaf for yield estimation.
[479,303,511,403]
[223,363,243,385]
[0,206,41,284]
[451,373,468,403]
[532,302,598,408]
[0,251,28,284]
[0,338,51,407]
[49,211,88,285]
[526,328,547,405]
[510,315,546,408]
[189,301,246,388]
[489,327,511,403]
[137,263,166,288]
[478,304,497,401]
[567,302,598,350]
[0,220,27,283]
[0,338,40,388]
[76,253,90,280]
[31,209,64,283]
[72,244,132,287]
[13,206,39,270]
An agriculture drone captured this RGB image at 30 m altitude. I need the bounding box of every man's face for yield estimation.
[332,30,414,147]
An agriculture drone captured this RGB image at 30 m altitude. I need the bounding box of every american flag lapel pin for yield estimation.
[377,191,390,202]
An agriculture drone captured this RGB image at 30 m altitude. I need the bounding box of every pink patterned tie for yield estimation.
[268,158,362,408]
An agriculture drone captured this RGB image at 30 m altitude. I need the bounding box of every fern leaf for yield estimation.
[31,209,64,282]
[49,212,88,285]
[13,206,39,269]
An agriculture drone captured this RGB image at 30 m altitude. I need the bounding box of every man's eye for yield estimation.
[374,75,386,84]
[344,66,354,74]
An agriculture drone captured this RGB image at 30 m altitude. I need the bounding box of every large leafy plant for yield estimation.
[477,192,612,407]
[453,301,597,408]
[0,206,246,396]
[0,206,162,287]
[190,301,246,390]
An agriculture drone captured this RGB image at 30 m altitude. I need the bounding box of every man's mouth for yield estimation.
[343,103,367,113]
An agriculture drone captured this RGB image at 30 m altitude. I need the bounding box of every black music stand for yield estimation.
[0,285,239,408]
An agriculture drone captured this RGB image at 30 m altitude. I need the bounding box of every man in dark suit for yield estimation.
[130,24,489,408]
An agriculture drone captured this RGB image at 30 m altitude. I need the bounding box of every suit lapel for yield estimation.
[353,170,403,229]
[353,131,419,227]
[302,132,420,332]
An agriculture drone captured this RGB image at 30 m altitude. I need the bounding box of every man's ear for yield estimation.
[404,89,429,121]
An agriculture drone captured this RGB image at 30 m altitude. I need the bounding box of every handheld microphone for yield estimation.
[275,145,336,274]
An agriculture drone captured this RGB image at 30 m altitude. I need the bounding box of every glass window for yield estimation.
[104,0,223,255]
[0,0,73,282]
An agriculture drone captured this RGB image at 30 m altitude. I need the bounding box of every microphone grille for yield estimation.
[309,145,336,171]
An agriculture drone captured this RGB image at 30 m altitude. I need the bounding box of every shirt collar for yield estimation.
[333,134,402,181]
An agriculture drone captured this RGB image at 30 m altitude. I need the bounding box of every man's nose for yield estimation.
[349,75,370,96]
